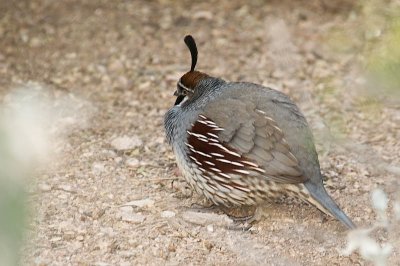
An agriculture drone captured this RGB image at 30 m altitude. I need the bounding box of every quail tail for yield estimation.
[303,181,356,229]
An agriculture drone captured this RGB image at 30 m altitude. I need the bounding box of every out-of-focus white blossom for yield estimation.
[371,188,389,225]
[344,228,393,266]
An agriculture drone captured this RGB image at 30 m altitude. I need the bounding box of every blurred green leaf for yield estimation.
[366,16,400,96]
[0,128,27,266]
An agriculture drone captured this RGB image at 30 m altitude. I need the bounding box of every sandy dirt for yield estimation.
[1,0,399,265]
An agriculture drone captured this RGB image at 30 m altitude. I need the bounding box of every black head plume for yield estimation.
[184,35,198,72]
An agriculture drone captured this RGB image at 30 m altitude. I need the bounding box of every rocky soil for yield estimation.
[0,0,399,265]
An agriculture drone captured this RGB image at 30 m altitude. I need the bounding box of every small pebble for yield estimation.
[126,158,140,167]
[58,184,75,192]
[122,198,154,208]
[110,136,143,150]
[161,210,176,218]
[121,213,146,223]
[92,162,105,175]
[182,211,232,227]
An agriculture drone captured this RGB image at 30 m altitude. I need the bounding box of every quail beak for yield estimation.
[173,90,179,96]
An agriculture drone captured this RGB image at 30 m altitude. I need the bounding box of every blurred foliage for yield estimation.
[344,188,399,266]
[330,0,400,100]
[365,14,400,97]
[0,128,27,266]
[356,0,400,128]
[318,0,400,142]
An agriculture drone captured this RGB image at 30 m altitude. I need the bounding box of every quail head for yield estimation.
[164,35,356,229]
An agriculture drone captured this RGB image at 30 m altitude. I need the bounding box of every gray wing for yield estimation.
[203,98,307,184]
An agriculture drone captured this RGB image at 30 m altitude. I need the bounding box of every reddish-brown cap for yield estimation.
[179,71,208,91]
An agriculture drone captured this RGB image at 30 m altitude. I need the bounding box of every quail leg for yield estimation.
[225,214,255,231]
[187,202,219,212]
[222,206,263,231]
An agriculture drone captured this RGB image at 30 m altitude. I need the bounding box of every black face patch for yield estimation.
[174,95,185,105]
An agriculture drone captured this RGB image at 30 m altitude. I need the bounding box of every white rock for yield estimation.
[119,206,145,223]
[110,135,142,150]
[122,198,154,208]
[100,227,115,236]
[193,10,213,20]
[207,224,214,232]
[101,149,116,157]
[126,158,140,167]
[386,165,400,175]
[114,157,123,163]
[92,162,105,175]
[59,184,75,192]
[121,212,146,223]
[120,206,133,213]
[161,210,176,218]
[50,236,62,242]
[71,241,83,251]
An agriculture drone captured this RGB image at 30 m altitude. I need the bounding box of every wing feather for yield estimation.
[202,98,307,183]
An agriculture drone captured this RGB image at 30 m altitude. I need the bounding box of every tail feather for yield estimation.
[303,182,356,229]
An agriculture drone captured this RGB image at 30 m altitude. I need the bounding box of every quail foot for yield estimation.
[164,35,356,229]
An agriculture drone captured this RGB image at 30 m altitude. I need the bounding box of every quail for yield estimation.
[164,35,356,229]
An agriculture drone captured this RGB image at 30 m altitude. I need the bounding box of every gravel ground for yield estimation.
[1,0,399,265]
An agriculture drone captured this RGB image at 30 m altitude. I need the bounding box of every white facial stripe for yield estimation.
[178,80,194,93]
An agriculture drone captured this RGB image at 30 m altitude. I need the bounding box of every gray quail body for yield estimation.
[164,35,356,229]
